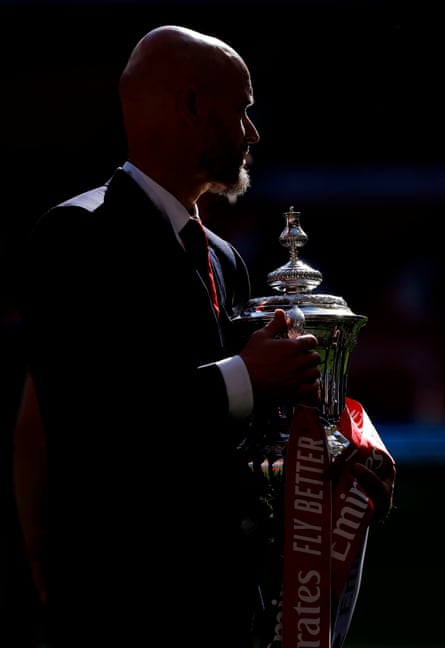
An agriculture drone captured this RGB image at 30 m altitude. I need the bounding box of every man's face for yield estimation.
[198,70,259,201]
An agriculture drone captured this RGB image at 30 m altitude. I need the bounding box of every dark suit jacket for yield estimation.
[19,169,261,646]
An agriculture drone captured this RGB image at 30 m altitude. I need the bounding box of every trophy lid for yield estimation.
[241,206,368,324]
[267,205,323,295]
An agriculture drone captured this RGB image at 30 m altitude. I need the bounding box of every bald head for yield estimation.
[118,25,259,207]
[120,25,244,91]
[119,25,248,119]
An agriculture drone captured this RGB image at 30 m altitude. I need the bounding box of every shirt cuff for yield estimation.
[215,355,253,420]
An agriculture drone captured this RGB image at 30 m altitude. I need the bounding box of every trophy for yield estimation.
[233,208,393,648]
[234,206,368,475]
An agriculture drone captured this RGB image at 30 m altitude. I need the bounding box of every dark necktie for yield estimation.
[180,218,220,319]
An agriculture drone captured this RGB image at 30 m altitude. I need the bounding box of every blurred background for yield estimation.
[1,1,444,646]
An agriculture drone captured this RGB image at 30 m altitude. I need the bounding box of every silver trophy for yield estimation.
[235,206,368,472]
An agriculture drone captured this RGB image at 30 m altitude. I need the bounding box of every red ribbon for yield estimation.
[280,399,395,648]
[282,405,332,648]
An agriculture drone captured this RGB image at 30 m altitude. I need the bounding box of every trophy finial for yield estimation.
[278,206,308,258]
[267,207,323,295]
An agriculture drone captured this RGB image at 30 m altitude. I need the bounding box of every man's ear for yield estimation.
[179,86,202,124]
[184,87,198,117]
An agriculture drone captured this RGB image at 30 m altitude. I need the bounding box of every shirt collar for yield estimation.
[122,161,199,237]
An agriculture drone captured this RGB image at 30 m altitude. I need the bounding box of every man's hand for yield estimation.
[351,460,396,524]
[239,309,321,405]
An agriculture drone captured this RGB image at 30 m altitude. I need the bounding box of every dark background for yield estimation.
[1,1,444,646]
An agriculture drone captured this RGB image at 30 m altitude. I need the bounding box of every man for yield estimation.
[18,25,394,647]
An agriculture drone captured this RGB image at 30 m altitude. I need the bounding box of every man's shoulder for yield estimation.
[58,184,107,213]
[49,167,138,214]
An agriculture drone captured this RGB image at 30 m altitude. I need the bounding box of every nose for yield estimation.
[245,115,260,145]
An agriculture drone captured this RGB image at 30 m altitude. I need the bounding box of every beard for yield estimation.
[200,140,252,204]
[208,166,251,204]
